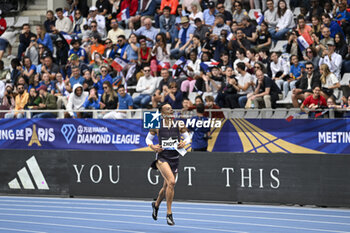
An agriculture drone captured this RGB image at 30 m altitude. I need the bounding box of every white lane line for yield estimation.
[0,227,46,233]
[0,219,144,233]
[0,196,349,213]
[0,213,247,233]
[0,202,349,220]
[0,206,350,227]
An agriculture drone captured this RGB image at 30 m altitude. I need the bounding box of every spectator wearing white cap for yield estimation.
[87,6,106,37]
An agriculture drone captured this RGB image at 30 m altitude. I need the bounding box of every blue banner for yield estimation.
[0,119,349,154]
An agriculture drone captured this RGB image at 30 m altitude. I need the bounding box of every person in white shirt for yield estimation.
[87,6,106,37]
[270,0,295,43]
[133,66,157,108]
[265,0,278,34]
[319,41,342,80]
[270,52,289,91]
[53,8,72,34]
[189,2,203,25]
[319,63,340,99]
[233,48,249,75]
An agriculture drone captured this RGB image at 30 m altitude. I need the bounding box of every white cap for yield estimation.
[89,6,98,11]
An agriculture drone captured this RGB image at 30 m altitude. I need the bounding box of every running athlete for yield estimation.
[146,103,191,225]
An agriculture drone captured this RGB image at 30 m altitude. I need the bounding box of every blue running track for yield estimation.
[0,196,349,233]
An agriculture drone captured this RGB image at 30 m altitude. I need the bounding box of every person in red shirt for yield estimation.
[0,11,6,36]
[204,95,225,118]
[300,86,327,115]
[160,0,179,15]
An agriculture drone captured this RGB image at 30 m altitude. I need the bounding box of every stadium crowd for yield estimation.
[0,0,349,119]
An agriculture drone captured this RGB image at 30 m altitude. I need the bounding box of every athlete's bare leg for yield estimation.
[156,160,176,215]
[155,180,167,208]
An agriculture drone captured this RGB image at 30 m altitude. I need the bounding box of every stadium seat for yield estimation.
[133,109,142,119]
[230,109,246,118]
[340,73,350,86]
[244,109,260,118]
[124,29,132,39]
[260,108,273,118]
[4,17,15,27]
[276,91,292,104]
[188,92,198,104]
[271,40,288,52]
[14,16,29,28]
[248,9,261,20]
[272,108,288,119]
[293,7,301,17]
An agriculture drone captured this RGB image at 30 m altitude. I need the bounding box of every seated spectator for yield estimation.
[286,31,303,61]
[334,3,350,39]
[311,16,322,39]
[18,24,36,60]
[33,85,57,118]
[232,1,247,26]
[253,21,272,50]
[250,69,282,108]
[41,55,59,80]
[319,63,340,100]
[292,62,321,107]
[283,55,304,99]
[39,73,55,95]
[4,83,29,118]
[245,49,258,74]
[36,25,53,53]
[28,75,41,93]
[170,16,195,59]
[87,6,106,37]
[319,40,342,80]
[90,52,104,77]
[44,10,56,34]
[218,52,232,74]
[307,0,323,22]
[317,27,334,55]
[152,68,174,108]
[95,0,111,16]
[138,39,152,69]
[222,69,239,108]
[189,2,203,25]
[151,33,170,77]
[92,65,113,95]
[69,39,88,64]
[24,35,39,66]
[55,72,68,109]
[123,33,139,63]
[321,13,344,39]
[270,51,289,92]
[52,8,73,35]
[303,47,320,71]
[109,35,127,59]
[82,69,94,91]
[20,56,36,82]
[82,86,100,118]
[54,36,70,66]
[228,29,251,58]
[161,82,183,109]
[159,6,178,44]
[103,39,113,58]
[203,1,217,27]
[264,0,277,34]
[300,86,327,117]
[181,51,201,94]
[204,95,224,118]
[233,48,249,75]
[67,66,85,93]
[240,16,256,44]
[65,54,89,80]
[10,59,22,85]
[216,2,232,26]
[104,86,133,119]
[72,9,88,38]
[135,18,158,48]
[107,18,125,45]
[65,83,88,118]
[270,0,295,43]
[128,0,157,30]
[193,18,210,43]
[0,84,15,117]
[116,0,138,29]
[202,66,224,99]
[134,66,157,108]
[90,35,105,64]
[25,87,41,111]
[99,81,118,116]
[334,32,348,59]
[212,14,231,36]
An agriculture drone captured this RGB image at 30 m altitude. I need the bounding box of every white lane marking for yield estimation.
[0,196,349,213]
[26,156,49,190]
[0,219,144,233]
[17,168,34,189]
[0,201,349,220]
[0,205,350,226]
[0,227,46,233]
[0,213,247,233]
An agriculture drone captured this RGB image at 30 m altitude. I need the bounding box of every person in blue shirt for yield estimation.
[170,16,195,59]
[82,86,100,118]
[322,13,345,38]
[334,3,350,38]
[283,55,304,98]
[36,25,53,52]
[92,65,113,95]
[109,35,128,59]
[68,66,85,92]
[21,56,36,81]
[103,85,133,119]
[162,82,183,109]
[68,39,88,64]
[203,1,217,26]
[39,72,56,94]
[187,103,211,151]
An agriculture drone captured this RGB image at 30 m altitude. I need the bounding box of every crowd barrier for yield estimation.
[0,150,349,207]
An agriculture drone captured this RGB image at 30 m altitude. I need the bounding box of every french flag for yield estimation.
[117,8,130,21]
[254,11,264,25]
[111,57,129,72]
[61,32,72,44]
[200,60,220,73]
[172,56,187,76]
[297,35,312,51]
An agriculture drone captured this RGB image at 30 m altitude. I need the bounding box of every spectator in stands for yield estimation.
[55,72,68,109]
[28,75,41,93]
[232,1,247,26]
[52,8,72,35]
[292,62,321,107]
[24,87,41,114]
[245,49,258,74]
[193,18,210,43]
[181,51,201,94]
[250,69,282,108]
[36,25,53,53]
[160,0,178,15]
[10,59,21,85]
[284,55,304,99]
[128,0,157,30]
[161,81,183,109]
[319,40,342,80]
[103,39,113,58]
[99,81,117,116]
[342,45,350,74]
[41,55,59,80]
[228,29,251,57]
[240,16,256,44]
[334,32,348,58]
[117,0,138,29]
[44,10,56,34]
[90,35,105,64]
[65,53,89,79]
[72,9,88,38]
[212,14,231,36]
[265,0,277,34]
[300,86,327,116]
[67,66,85,93]
[90,52,104,77]
[65,83,88,118]
[104,86,133,119]
[270,0,295,43]
[311,16,322,39]
[18,24,36,60]
[253,21,272,50]
[32,85,57,118]
[203,66,224,98]
[134,66,157,109]
[222,68,240,108]
[303,47,320,71]
[334,2,350,39]
[123,33,139,62]
[82,69,94,91]
[317,26,334,55]
[107,18,125,45]
[96,0,111,16]
[233,48,249,75]
[92,65,113,95]
[296,15,313,52]
[138,39,152,69]
[0,84,15,116]
[322,13,344,39]
[109,35,127,59]
[217,2,232,26]
[69,39,88,64]
[204,95,224,118]
[0,27,18,61]
[307,0,324,22]
[152,68,174,108]
[151,33,170,77]
[319,63,340,100]
[20,56,36,82]
[159,6,178,44]
[24,35,39,66]
[4,83,29,118]
[270,51,289,91]
[82,86,100,118]
[189,2,203,25]
[87,6,106,37]
[54,36,70,66]
[39,72,55,94]
[203,1,217,26]
[135,18,158,48]
[230,62,254,108]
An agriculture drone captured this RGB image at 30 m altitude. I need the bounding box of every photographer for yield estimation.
[187,103,211,151]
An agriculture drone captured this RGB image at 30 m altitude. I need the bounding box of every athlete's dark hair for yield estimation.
[196,103,205,114]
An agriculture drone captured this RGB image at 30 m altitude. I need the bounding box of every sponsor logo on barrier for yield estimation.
[61,124,77,144]
[8,156,49,190]
[143,110,161,129]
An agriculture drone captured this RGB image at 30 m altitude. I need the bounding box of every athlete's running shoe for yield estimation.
[152,202,158,220]
[166,213,175,225]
